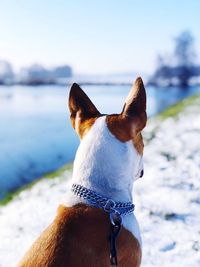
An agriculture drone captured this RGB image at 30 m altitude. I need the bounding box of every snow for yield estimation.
[0,101,200,267]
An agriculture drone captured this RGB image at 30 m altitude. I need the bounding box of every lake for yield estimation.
[0,84,200,197]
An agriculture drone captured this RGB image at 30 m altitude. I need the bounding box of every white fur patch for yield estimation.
[62,116,142,245]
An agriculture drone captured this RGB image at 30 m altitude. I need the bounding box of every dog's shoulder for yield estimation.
[18,204,141,267]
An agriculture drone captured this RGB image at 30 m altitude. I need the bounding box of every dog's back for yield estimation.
[18,204,141,267]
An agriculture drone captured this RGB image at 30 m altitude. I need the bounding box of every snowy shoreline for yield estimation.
[0,95,200,267]
[1,85,200,198]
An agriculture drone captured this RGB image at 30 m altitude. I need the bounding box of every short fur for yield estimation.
[18,205,141,267]
[18,77,147,267]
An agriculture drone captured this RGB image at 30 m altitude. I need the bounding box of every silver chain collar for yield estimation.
[71,183,135,217]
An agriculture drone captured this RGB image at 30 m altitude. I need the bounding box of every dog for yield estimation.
[18,77,147,267]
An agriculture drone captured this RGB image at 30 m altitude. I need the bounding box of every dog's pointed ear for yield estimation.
[107,77,147,143]
[122,77,146,117]
[68,83,100,137]
[121,77,147,135]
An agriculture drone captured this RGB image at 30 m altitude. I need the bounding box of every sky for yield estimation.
[0,0,200,75]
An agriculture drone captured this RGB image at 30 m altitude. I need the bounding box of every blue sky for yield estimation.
[0,0,200,74]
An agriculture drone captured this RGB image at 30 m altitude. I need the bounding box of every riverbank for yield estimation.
[0,93,200,267]
[1,84,200,197]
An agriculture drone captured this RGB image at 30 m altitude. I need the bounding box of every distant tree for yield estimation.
[0,60,14,84]
[155,54,165,69]
[27,64,50,80]
[52,65,72,78]
[19,64,73,85]
[149,31,199,88]
[174,31,196,66]
[173,31,196,87]
[19,64,51,84]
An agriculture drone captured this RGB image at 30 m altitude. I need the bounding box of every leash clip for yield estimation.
[110,212,122,226]
[104,199,116,212]
[110,254,118,267]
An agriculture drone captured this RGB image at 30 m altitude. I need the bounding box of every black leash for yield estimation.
[109,212,122,267]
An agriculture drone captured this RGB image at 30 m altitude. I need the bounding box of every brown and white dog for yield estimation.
[18,77,147,267]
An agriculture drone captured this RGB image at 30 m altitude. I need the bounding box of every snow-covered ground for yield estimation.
[0,97,200,267]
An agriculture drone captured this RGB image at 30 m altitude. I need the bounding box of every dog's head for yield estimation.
[68,77,147,186]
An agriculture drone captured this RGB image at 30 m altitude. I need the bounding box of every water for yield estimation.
[0,84,200,197]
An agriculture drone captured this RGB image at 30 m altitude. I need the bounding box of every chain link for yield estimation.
[71,184,135,216]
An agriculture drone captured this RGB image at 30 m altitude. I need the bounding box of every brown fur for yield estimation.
[77,117,100,138]
[106,77,147,154]
[18,204,141,267]
[18,77,146,266]
[68,83,101,138]
[106,114,145,155]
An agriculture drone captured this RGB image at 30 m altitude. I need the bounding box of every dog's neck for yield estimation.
[71,116,141,203]
[62,116,142,245]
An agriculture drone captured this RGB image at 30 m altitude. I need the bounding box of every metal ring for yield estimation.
[104,199,116,212]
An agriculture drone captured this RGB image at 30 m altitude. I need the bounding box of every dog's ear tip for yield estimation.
[136,76,142,82]
[134,76,144,87]
[71,82,79,87]
[69,83,83,100]
[70,82,80,91]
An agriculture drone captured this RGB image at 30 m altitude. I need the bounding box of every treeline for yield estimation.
[0,62,72,86]
[149,31,200,87]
